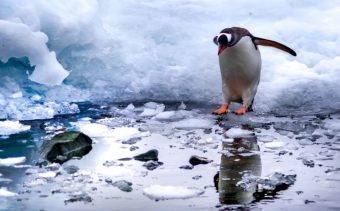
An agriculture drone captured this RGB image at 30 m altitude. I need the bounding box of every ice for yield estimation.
[225,128,254,138]
[0,120,30,136]
[143,185,204,200]
[264,141,287,150]
[0,188,17,197]
[0,20,69,86]
[75,122,144,142]
[154,111,176,120]
[0,156,26,166]
[173,118,214,130]
[38,171,57,178]
[140,102,165,117]
[0,1,339,118]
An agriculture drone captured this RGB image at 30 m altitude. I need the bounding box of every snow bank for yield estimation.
[143,185,204,200]
[0,20,69,85]
[0,157,26,166]
[0,121,30,136]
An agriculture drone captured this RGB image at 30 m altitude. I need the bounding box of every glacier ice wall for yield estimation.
[0,0,340,119]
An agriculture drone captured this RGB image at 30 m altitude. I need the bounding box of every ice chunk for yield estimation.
[0,188,17,197]
[143,185,204,200]
[154,111,176,120]
[173,118,214,130]
[0,120,30,136]
[0,20,69,86]
[38,171,57,178]
[0,156,26,166]
[225,128,254,138]
[75,122,143,141]
[264,141,286,150]
[140,102,165,117]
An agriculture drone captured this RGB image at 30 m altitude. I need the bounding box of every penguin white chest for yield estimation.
[219,36,261,101]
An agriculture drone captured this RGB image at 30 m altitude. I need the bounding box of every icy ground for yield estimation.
[0,102,339,210]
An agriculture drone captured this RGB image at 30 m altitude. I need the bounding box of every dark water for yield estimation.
[0,102,339,211]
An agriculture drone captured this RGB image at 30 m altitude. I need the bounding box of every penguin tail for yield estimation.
[253,37,297,56]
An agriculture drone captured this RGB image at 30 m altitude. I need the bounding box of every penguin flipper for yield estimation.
[254,37,297,56]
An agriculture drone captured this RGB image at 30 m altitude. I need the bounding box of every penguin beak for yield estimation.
[218,45,227,55]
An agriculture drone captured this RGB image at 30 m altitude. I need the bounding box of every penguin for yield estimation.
[212,27,296,115]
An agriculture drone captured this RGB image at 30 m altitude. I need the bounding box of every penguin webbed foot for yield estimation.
[212,104,228,115]
[233,106,247,115]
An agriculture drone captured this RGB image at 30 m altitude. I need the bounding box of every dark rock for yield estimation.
[63,165,79,174]
[105,178,113,184]
[134,149,158,162]
[112,180,133,192]
[40,131,92,164]
[122,137,141,145]
[142,161,163,170]
[64,193,92,204]
[130,146,139,151]
[189,155,212,166]
[302,159,315,168]
[192,175,202,180]
[117,157,132,161]
[179,165,193,170]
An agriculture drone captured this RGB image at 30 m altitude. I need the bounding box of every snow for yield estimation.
[140,103,165,117]
[0,1,340,119]
[154,111,176,120]
[0,157,26,166]
[0,188,17,197]
[0,20,69,86]
[0,121,30,136]
[225,128,254,138]
[264,141,287,150]
[143,185,204,200]
[173,118,214,130]
[75,122,144,141]
[38,171,57,178]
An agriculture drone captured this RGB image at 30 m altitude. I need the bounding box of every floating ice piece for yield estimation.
[38,171,57,178]
[140,102,165,117]
[143,185,204,200]
[173,118,214,130]
[0,156,26,166]
[0,120,30,136]
[225,128,254,138]
[264,141,286,150]
[177,102,187,110]
[0,187,17,197]
[154,111,176,120]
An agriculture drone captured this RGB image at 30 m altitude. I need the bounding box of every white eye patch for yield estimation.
[218,33,232,42]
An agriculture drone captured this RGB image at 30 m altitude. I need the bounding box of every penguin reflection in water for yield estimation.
[212,27,296,115]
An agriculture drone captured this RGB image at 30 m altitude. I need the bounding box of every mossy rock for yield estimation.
[40,131,92,164]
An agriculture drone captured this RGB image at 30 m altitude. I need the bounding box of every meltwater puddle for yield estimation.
[0,102,339,210]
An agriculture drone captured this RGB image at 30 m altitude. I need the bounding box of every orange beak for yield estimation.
[218,45,227,55]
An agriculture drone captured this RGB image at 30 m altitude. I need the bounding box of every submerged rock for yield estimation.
[143,161,163,170]
[112,180,133,192]
[237,172,297,194]
[302,159,315,168]
[64,192,92,204]
[134,149,158,161]
[40,131,93,164]
[189,155,212,166]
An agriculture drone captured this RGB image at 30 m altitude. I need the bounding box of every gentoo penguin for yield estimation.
[212,27,296,115]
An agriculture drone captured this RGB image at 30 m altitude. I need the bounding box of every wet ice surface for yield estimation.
[0,102,339,210]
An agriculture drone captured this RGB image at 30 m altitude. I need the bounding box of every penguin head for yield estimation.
[214,27,251,55]
[214,32,233,55]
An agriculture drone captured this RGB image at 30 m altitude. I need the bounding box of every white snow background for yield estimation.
[0,0,339,119]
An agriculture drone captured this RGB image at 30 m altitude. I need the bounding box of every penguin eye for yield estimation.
[218,33,232,43]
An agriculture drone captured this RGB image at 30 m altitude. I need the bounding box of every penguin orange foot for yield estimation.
[212,104,228,115]
[233,106,247,115]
